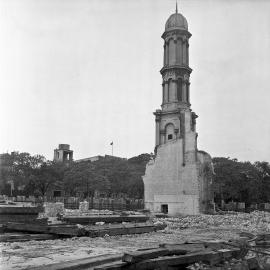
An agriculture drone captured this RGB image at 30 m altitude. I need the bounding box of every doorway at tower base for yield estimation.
[143,139,213,216]
[145,194,200,216]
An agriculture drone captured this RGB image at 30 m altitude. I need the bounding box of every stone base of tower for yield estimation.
[143,139,213,216]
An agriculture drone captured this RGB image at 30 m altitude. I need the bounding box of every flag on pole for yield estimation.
[110,141,114,156]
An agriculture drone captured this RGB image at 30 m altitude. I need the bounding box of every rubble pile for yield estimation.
[64,208,114,216]
[158,211,270,233]
[79,201,89,212]
[187,258,260,270]
[42,202,65,217]
[38,202,116,218]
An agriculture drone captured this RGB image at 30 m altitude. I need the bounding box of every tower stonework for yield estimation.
[143,8,213,216]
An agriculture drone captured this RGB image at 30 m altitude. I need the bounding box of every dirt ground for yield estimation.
[1,212,269,270]
[0,227,245,269]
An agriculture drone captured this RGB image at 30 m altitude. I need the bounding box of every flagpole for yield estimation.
[112,143,113,156]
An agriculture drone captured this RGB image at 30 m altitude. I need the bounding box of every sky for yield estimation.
[0,0,269,162]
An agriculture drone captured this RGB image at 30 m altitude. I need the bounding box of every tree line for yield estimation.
[0,152,269,205]
[0,152,151,198]
[213,157,270,205]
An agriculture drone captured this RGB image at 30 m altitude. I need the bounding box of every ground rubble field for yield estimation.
[0,211,269,270]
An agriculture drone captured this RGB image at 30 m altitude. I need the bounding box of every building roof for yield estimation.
[165,11,188,31]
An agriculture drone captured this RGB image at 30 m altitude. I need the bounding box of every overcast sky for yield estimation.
[0,0,269,162]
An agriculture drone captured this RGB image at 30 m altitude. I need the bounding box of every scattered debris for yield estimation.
[160,211,270,233]
[23,235,270,270]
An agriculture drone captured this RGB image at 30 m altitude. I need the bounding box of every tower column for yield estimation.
[187,42,189,66]
[176,38,182,64]
[182,81,187,102]
[163,43,167,66]
[186,82,190,103]
[183,40,187,64]
[173,38,177,65]
[164,82,169,103]
[155,116,161,146]
[172,80,178,101]
[168,39,176,65]
[166,42,169,65]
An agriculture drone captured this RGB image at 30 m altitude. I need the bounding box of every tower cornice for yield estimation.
[160,65,192,76]
[162,29,192,40]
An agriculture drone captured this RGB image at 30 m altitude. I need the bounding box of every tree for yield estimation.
[254,161,270,202]
[0,152,46,196]
[213,157,264,206]
[63,161,110,197]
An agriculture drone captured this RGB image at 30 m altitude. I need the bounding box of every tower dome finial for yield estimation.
[176,1,178,14]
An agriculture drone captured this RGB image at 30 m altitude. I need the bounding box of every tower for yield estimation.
[143,6,213,216]
[155,5,194,150]
[53,144,73,163]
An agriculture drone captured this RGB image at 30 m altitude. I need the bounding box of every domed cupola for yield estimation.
[160,3,192,113]
[165,4,188,31]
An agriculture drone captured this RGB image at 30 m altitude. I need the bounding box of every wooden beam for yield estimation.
[0,233,57,242]
[63,215,149,224]
[122,247,187,263]
[94,248,241,270]
[159,243,206,253]
[6,222,50,233]
[27,254,122,270]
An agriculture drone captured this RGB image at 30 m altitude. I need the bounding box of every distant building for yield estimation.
[53,144,73,162]
[53,144,126,163]
[76,154,126,163]
[75,155,103,163]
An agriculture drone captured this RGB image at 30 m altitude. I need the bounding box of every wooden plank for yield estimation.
[0,233,56,242]
[159,243,206,253]
[6,222,50,233]
[27,254,122,270]
[85,223,164,238]
[6,222,164,238]
[63,215,149,224]
[0,206,40,214]
[94,248,241,270]
[6,222,86,237]
[133,249,241,270]
[94,261,127,270]
[85,222,154,231]
[122,247,187,263]
[239,232,256,240]
[0,214,40,224]
[255,240,270,247]
[49,225,86,236]
[256,233,270,241]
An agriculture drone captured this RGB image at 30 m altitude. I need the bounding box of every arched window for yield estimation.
[177,78,182,101]
[165,123,175,143]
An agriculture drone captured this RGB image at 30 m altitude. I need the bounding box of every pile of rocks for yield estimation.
[64,208,114,216]
[159,211,270,233]
[42,202,65,217]
[78,201,89,213]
